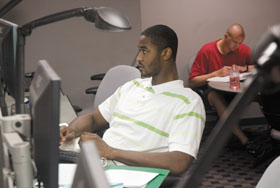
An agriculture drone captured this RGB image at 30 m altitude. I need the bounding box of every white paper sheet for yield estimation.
[207,76,230,82]
[207,72,253,82]
[59,138,80,152]
[105,169,159,188]
[59,163,77,186]
[239,72,253,79]
[59,123,80,152]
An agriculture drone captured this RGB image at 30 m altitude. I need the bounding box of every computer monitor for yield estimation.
[29,60,61,188]
[0,18,18,115]
[71,141,110,188]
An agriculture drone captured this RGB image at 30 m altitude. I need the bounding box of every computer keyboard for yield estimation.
[59,149,79,163]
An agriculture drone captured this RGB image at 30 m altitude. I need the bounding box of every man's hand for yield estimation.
[216,66,232,77]
[235,65,247,72]
[60,126,76,144]
[79,132,114,159]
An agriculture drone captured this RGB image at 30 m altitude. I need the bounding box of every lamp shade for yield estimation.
[90,7,131,31]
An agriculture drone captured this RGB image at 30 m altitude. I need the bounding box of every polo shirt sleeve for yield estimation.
[168,95,206,159]
[98,80,133,123]
[98,86,121,123]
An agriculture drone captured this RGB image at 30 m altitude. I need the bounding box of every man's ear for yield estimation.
[224,32,230,40]
[161,47,172,60]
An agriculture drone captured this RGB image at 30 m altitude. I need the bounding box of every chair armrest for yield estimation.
[85,87,98,95]
[90,73,106,80]
[192,87,218,117]
[72,105,82,113]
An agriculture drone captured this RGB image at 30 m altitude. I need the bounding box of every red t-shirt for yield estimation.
[189,40,253,80]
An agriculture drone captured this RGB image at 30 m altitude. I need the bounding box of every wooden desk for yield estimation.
[208,81,246,93]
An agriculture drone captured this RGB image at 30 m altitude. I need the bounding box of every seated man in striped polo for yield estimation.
[60,24,206,175]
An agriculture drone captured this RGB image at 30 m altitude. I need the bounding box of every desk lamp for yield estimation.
[15,7,131,114]
[175,24,280,188]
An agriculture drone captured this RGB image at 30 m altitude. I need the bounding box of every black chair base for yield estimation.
[253,137,280,167]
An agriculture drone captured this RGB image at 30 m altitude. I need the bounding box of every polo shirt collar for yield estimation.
[143,77,184,94]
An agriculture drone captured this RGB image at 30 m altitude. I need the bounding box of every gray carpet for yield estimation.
[198,124,279,188]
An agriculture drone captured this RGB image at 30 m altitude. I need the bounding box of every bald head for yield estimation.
[226,24,245,38]
[219,24,246,54]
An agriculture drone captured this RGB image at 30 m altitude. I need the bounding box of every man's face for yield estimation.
[136,35,161,78]
[226,32,244,52]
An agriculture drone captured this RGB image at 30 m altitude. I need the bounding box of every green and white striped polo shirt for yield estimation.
[99,77,205,159]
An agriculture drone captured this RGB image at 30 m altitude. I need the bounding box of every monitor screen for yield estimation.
[71,141,110,188]
[29,60,61,188]
[0,18,17,98]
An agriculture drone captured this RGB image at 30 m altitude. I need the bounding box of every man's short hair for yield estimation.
[141,24,178,61]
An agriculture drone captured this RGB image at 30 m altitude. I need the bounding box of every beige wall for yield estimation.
[2,0,141,109]
[140,0,280,86]
[2,0,280,111]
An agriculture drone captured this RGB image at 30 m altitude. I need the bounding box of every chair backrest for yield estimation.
[256,156,280,188]
[185,56,196,87]
[188,56,196,74]
[93,65,141,109]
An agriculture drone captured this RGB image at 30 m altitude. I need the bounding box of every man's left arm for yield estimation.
[236,55,254,72]
[79,132,193,175]
[236,45,255,72]
[235,64,255,72]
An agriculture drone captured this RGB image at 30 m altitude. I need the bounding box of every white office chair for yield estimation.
[79,65,141,115]
[84,53,139,97]
[93,64,141,109]
[187,56,196,84]
[256,156,280,188]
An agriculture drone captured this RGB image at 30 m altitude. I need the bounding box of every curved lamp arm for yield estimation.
[14,6,131,114]
[0,0,22,17]
[20,7,131,36]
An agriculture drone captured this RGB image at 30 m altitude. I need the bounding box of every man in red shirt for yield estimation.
[189,23,258,155]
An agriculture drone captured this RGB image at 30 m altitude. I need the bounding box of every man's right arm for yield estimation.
[188,71,217,88]
[60,108,108,142]
[189,66,232,88]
